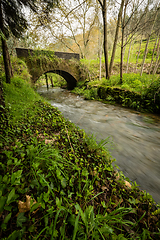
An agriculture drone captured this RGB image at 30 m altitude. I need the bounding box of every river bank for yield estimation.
[71,73,160,114]
[0,77,160,239]
[37,86,160,203]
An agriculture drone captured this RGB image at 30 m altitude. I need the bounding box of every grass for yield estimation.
[0,60,160,239]
[86,73,160,94]
[3,77,41,123]
[113,38,157,64]
[81,37,158,79]
[72,72,160,113]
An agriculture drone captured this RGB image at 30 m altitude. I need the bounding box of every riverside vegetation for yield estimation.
[72,71,160,114]
[72,40,160,114]
[0,58,160,239]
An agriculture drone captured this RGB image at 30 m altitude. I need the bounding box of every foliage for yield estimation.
[27,0,99,58]
[73,72,160,113]
[1,0,59,39]
[3,76,41,123]
[0,56,31,82]
[80,37,159,80]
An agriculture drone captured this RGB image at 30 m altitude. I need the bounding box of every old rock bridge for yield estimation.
[16,48,88,90]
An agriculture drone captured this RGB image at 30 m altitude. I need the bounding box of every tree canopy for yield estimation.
[0,0,58,83]
[0,0,59,38]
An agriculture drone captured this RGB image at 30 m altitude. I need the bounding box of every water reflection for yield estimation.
[37,86,160,203]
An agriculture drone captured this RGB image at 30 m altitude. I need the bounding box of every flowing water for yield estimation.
[37,86,160,203]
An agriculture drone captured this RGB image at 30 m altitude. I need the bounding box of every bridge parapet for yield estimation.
[16,48,88,90]
[16,48,80,60]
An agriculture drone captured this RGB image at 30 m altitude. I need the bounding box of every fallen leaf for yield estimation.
[18,195,37,214]
[124,180,132,188]
[101,186,109,191]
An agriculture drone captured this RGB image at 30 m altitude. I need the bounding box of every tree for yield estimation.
[149,31,160,74]
[140,6,160,76]
[153,34,160,74]
[109,0,125,76]
[28,0,98,59]
[97,0,109,79]
[119,0,153,82]
[0,0,58,83]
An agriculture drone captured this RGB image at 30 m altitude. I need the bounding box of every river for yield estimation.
[37,86,160,203]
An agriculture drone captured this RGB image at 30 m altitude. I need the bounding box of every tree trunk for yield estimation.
[153,59,160,75]
[149,33,160,74]
[0,1,13,83]
[102,0,109,79]
[98,12,102,80]
[140,35,150,76]
[120,35,124,84]
[135,34,143,72]
[120,1,127,84]
[1,38,11,83]
[109,0,124,75]
[153,40,160,74]
[126,36,133,73]
[45,73,49,90]
[99,49,102,80]
[140,9,158,76]
[50,76,54,87]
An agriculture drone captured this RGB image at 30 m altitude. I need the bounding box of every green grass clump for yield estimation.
[3,77,41,123]
[86,73,159,94]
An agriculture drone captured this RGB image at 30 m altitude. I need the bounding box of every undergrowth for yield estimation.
[72,74,160,113]
[0,75,160,239]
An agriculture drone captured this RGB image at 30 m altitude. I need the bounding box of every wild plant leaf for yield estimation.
[7,188,15,204]
[0,196,6,213]
[43,191,50,202]
[44,216,48,227]
[68,214,76,226]
[4,212,12,224]
[61,178,67,188]
[30,202,40,213]
[79,206,86,225]
[11,173,15,185]
[28,225,35,232]
[7,230,21,240]
[52,209,64,239]
[30,179,39,189]
[56,169,62,180]
[17,212,27,227]
[13,170,23,185]
[3,175,8,183]
[56,197,61,208]
[72,211,80,240]
[82,168,89,177]
[100,224,113,234]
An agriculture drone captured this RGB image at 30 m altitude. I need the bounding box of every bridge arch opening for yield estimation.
[38,70,77,90]
[36,71,77,90]
[47,70,77,90]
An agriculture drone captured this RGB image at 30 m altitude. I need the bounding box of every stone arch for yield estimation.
[16,48,89,89]
[45,70,77,90]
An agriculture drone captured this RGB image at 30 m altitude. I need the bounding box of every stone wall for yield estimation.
[97,85,160,113]
[16,48,80,60]
[15,48,88,90]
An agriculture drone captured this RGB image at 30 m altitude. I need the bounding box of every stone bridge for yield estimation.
[16,48,88,90]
